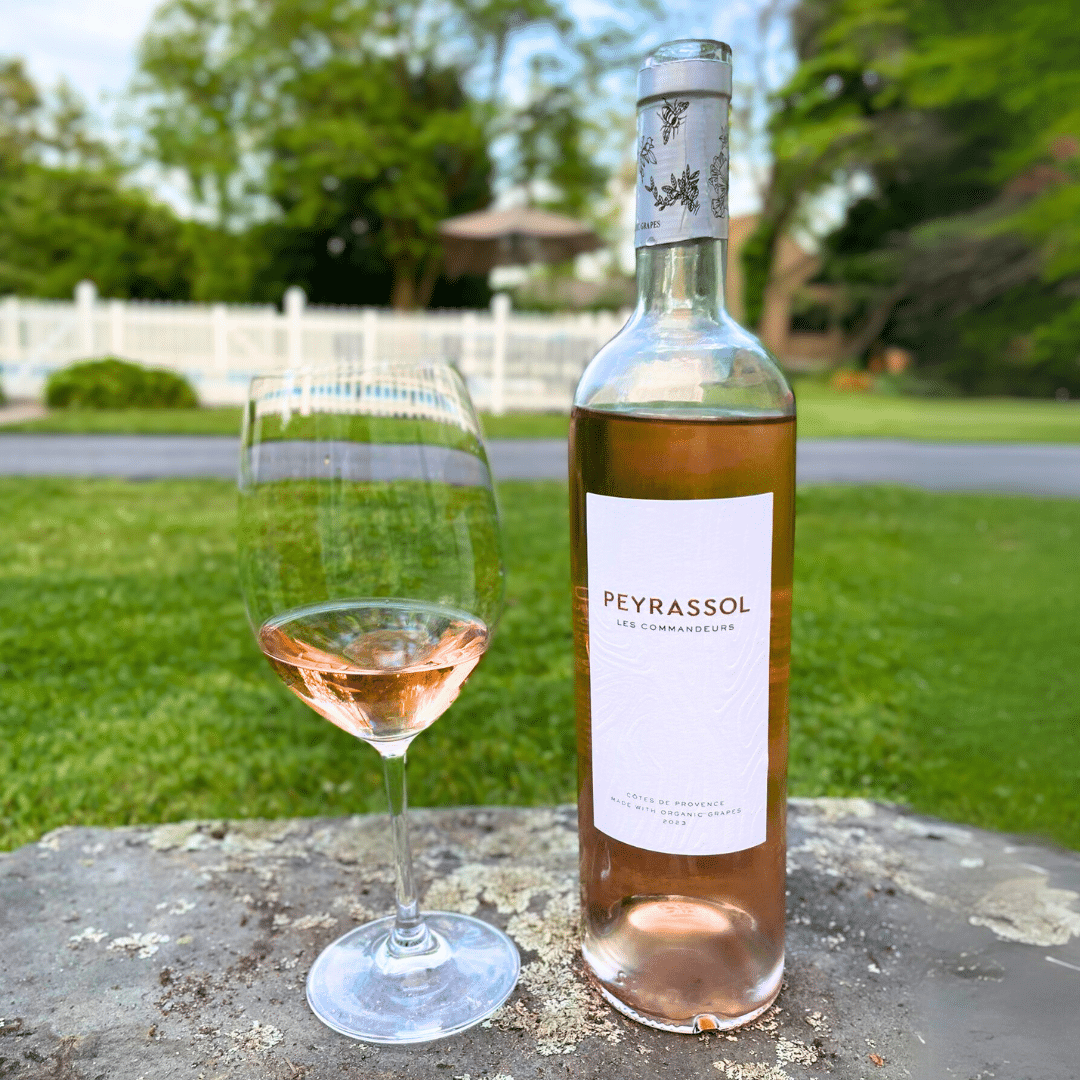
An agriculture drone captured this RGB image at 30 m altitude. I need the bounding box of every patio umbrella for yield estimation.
[438,206,604,278]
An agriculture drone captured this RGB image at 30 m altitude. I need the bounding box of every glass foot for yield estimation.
[306,911,520,1044]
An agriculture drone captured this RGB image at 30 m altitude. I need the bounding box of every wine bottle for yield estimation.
[569,39,795,1034]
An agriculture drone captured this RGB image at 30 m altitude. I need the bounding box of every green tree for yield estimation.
[0,163,196,299]
[0,58,195,300]
[134,0,641,308]
[747,0,1080,394]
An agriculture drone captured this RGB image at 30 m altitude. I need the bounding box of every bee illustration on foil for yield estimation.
[657,98,690,144]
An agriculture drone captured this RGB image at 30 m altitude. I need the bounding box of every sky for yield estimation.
[4,0,791,106]
[3,0,158,104]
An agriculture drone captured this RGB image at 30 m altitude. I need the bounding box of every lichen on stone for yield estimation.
[498,892,622,1056]
[228,1020,284,1054]
[332,896,375,923]
[791,807,947,910]
[711,1030,819,1080]
[291,912,338,930]
[712,1061,793,1080]
[108,932,170,958]
[146,822,201,851]
[747,1006,780,1033]
[424,862,571,917]
[156,898,196,915]
[307,817,392,868]
[67,926,108,947]
[422,854,617,1056]
[789,796,876,823]
[471,808,578,862]
[774,1036,819,1065]
[890,817,972,845]
[969,876,1080,946]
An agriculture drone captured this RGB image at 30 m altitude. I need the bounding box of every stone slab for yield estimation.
[2,800,1079,1079]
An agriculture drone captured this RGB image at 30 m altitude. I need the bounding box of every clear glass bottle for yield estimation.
[569,39,795,1033]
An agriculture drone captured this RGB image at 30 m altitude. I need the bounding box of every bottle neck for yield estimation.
[635,237,727,321]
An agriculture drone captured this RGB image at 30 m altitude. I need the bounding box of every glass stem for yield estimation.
[379,744,434,955]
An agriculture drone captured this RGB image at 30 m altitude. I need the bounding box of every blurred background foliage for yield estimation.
[0,0,1078,394]
[743,0,1080,396]
[0,58,196,300]
[43,358,198,409]
[0,0,651,309]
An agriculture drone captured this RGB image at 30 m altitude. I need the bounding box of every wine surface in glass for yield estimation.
[259,599,488,743]
[569,407,795,1030]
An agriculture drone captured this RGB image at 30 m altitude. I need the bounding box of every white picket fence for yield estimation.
[0,281,628,413]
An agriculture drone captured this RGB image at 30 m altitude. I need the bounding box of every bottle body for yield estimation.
[570,39,795,1033]
[570,409,793,1031]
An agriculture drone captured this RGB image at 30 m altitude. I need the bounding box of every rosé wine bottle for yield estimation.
[569,39,795,1033]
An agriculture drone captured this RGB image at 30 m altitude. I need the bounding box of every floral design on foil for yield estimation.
[644,164,701,214]
[707,130,729,219]
[638,135,657,180]
[657,98,690,145]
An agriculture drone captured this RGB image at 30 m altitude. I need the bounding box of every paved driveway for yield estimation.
[1,433,1078,496]
[0,435,568,483]
[795,438,1080,498]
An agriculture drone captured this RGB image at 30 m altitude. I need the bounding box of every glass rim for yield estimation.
[241,358,486,446]
[248,358,468,386]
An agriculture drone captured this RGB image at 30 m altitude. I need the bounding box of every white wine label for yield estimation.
[586,491,772,856]
[635,94,729,248]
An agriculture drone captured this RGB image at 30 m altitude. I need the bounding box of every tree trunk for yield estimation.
[390,251,443,311]
[843,285,907,361]
[740,177,800,330]
[390,263,418,311]
[414,253,442,310]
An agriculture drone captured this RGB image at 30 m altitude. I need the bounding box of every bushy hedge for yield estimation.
[45,358,198,409]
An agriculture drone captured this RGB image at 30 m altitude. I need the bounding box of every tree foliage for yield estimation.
[1,2,647,310]
[0,58,195,300]
[749,0,1080,394]
[134,0,643,308]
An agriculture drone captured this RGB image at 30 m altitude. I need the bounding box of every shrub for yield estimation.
[45,358,197,409]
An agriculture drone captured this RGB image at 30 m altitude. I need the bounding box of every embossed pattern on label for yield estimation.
[586,492,772,856]
[635,94,729,248]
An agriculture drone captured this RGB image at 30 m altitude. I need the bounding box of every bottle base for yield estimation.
[581,893,784,1033]
[589,973,783,1034]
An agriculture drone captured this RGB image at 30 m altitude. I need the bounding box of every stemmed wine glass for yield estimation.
[238,359,518,1044]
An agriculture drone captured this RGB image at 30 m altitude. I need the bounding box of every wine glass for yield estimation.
[238,359,518,1044]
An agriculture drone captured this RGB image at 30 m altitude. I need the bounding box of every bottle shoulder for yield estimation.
[574,310,795,420]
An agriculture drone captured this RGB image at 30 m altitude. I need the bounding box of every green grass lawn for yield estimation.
[4,385,1080,441]
[0,406,571,440]
[794,380,1080,443]
[2,406,247,436]
[1,478,1077,851]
